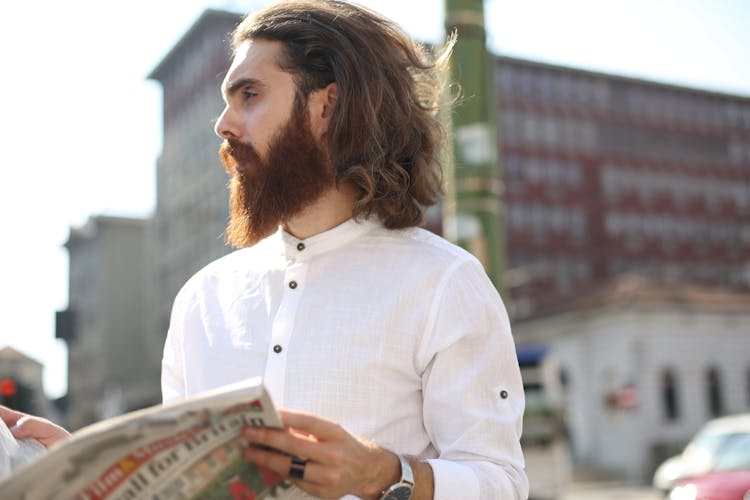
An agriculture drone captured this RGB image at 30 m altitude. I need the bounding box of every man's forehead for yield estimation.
[222,39,285,91]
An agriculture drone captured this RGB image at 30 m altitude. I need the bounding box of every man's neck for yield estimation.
[282,183,358,240]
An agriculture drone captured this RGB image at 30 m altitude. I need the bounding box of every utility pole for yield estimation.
[444,0,505,293]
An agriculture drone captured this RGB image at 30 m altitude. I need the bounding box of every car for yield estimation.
[652,413,750,499]
[669,469,750,500]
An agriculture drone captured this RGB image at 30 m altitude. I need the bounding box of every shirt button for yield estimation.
[289,281,298,289]
[297,243,305,251]
[500,390,509,399]
[273,345,282,353]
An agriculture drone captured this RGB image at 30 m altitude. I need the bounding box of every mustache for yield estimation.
[219,139,261,175]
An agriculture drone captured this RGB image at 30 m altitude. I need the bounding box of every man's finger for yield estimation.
[0,405,25,427]
[244,446,329,486]
[6,415,71,447]
[244,426,324,464]
[278,409,345,440]
[10,417,39,439]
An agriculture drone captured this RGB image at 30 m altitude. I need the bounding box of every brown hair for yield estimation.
[233,0,453,229]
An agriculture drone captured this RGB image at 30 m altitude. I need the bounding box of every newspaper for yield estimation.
[0,377,291,500]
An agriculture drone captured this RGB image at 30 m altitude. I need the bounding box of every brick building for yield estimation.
[495,56,750,316]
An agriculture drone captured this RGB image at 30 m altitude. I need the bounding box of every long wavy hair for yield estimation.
[233,0,453,229]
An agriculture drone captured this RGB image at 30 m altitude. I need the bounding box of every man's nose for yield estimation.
[215,107,241,140]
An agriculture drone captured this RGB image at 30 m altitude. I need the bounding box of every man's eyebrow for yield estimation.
[222,77,265,98]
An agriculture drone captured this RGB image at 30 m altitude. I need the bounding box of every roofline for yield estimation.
[493,53,750,101]
[512,274,750,323]
[0,346,44,367]
[64,215,149,248]
[148,8,244,82]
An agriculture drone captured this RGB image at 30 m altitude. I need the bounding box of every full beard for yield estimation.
[219,98,335,247]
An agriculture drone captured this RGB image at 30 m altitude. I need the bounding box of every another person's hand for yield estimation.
[0,405,71,448]
[243,409,400,499]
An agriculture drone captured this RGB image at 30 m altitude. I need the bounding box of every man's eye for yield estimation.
[243,91,257,100]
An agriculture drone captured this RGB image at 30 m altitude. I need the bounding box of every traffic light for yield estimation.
[0,376,35,414]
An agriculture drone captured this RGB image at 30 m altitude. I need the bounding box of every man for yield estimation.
[162,1,527,498]
[5,1,528,498]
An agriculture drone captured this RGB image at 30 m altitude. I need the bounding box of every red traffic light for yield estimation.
[0,377,18,397]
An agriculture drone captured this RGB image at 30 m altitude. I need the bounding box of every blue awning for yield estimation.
[516,345,549,366]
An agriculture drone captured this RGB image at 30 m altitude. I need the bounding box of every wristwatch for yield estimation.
[379,454,414,500]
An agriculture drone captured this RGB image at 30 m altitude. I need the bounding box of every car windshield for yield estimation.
[712,432,750,471]
[683,431,733,468]
[689,431,732,454]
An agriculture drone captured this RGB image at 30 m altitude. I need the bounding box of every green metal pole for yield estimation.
[444,0,506,294]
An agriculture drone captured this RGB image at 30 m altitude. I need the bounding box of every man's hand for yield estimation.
[0,405,71,448]
[243,409,400,499]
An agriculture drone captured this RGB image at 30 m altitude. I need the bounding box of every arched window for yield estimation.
[661,369,680,421]
[706,367,724,417]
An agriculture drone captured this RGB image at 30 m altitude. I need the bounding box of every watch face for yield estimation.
[384,485,413,500]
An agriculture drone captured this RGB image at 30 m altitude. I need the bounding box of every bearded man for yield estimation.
[0,1,528,498]
[162,1,528,499]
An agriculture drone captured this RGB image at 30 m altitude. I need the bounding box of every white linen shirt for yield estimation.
[162,218,528,500]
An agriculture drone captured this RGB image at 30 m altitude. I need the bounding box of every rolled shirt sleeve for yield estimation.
[418,258,529,500]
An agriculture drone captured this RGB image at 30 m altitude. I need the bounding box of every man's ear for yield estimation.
[309,82,338,138]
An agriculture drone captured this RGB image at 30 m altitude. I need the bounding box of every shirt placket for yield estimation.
[264,260,307,407]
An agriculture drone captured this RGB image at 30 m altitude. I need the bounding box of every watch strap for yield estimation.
[397,454,414,486]
[379,454,414,500]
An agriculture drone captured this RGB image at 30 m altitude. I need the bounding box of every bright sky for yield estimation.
[1,0,748,400]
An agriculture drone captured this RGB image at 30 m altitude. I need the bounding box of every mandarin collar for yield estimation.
[278,217,380,262]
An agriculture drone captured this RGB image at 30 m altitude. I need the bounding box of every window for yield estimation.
[570,209,587,243]
[564,161,582,188]
[661,369,680,421]
[504,154,524,189]
[579,122,598,151]
[575,259,591,280]
[525,158,545,184]
[555,257,572,292]
[558,74,573,100]
[523,115,539,144]
[543,119,558,147]
[501,111,519,144]
[530,205,547,242]
[601,165,618,200]
[508,203,525,229]
[538,72,553,99]
[593,80,610,108]
[498,68,514,95]
[519,68,534,98]
[550,207,566,231]
[706,367,724,417]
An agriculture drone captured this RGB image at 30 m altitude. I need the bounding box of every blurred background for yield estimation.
[1,0,748,498]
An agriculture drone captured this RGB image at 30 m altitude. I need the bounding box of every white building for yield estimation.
[513,275,750,481]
